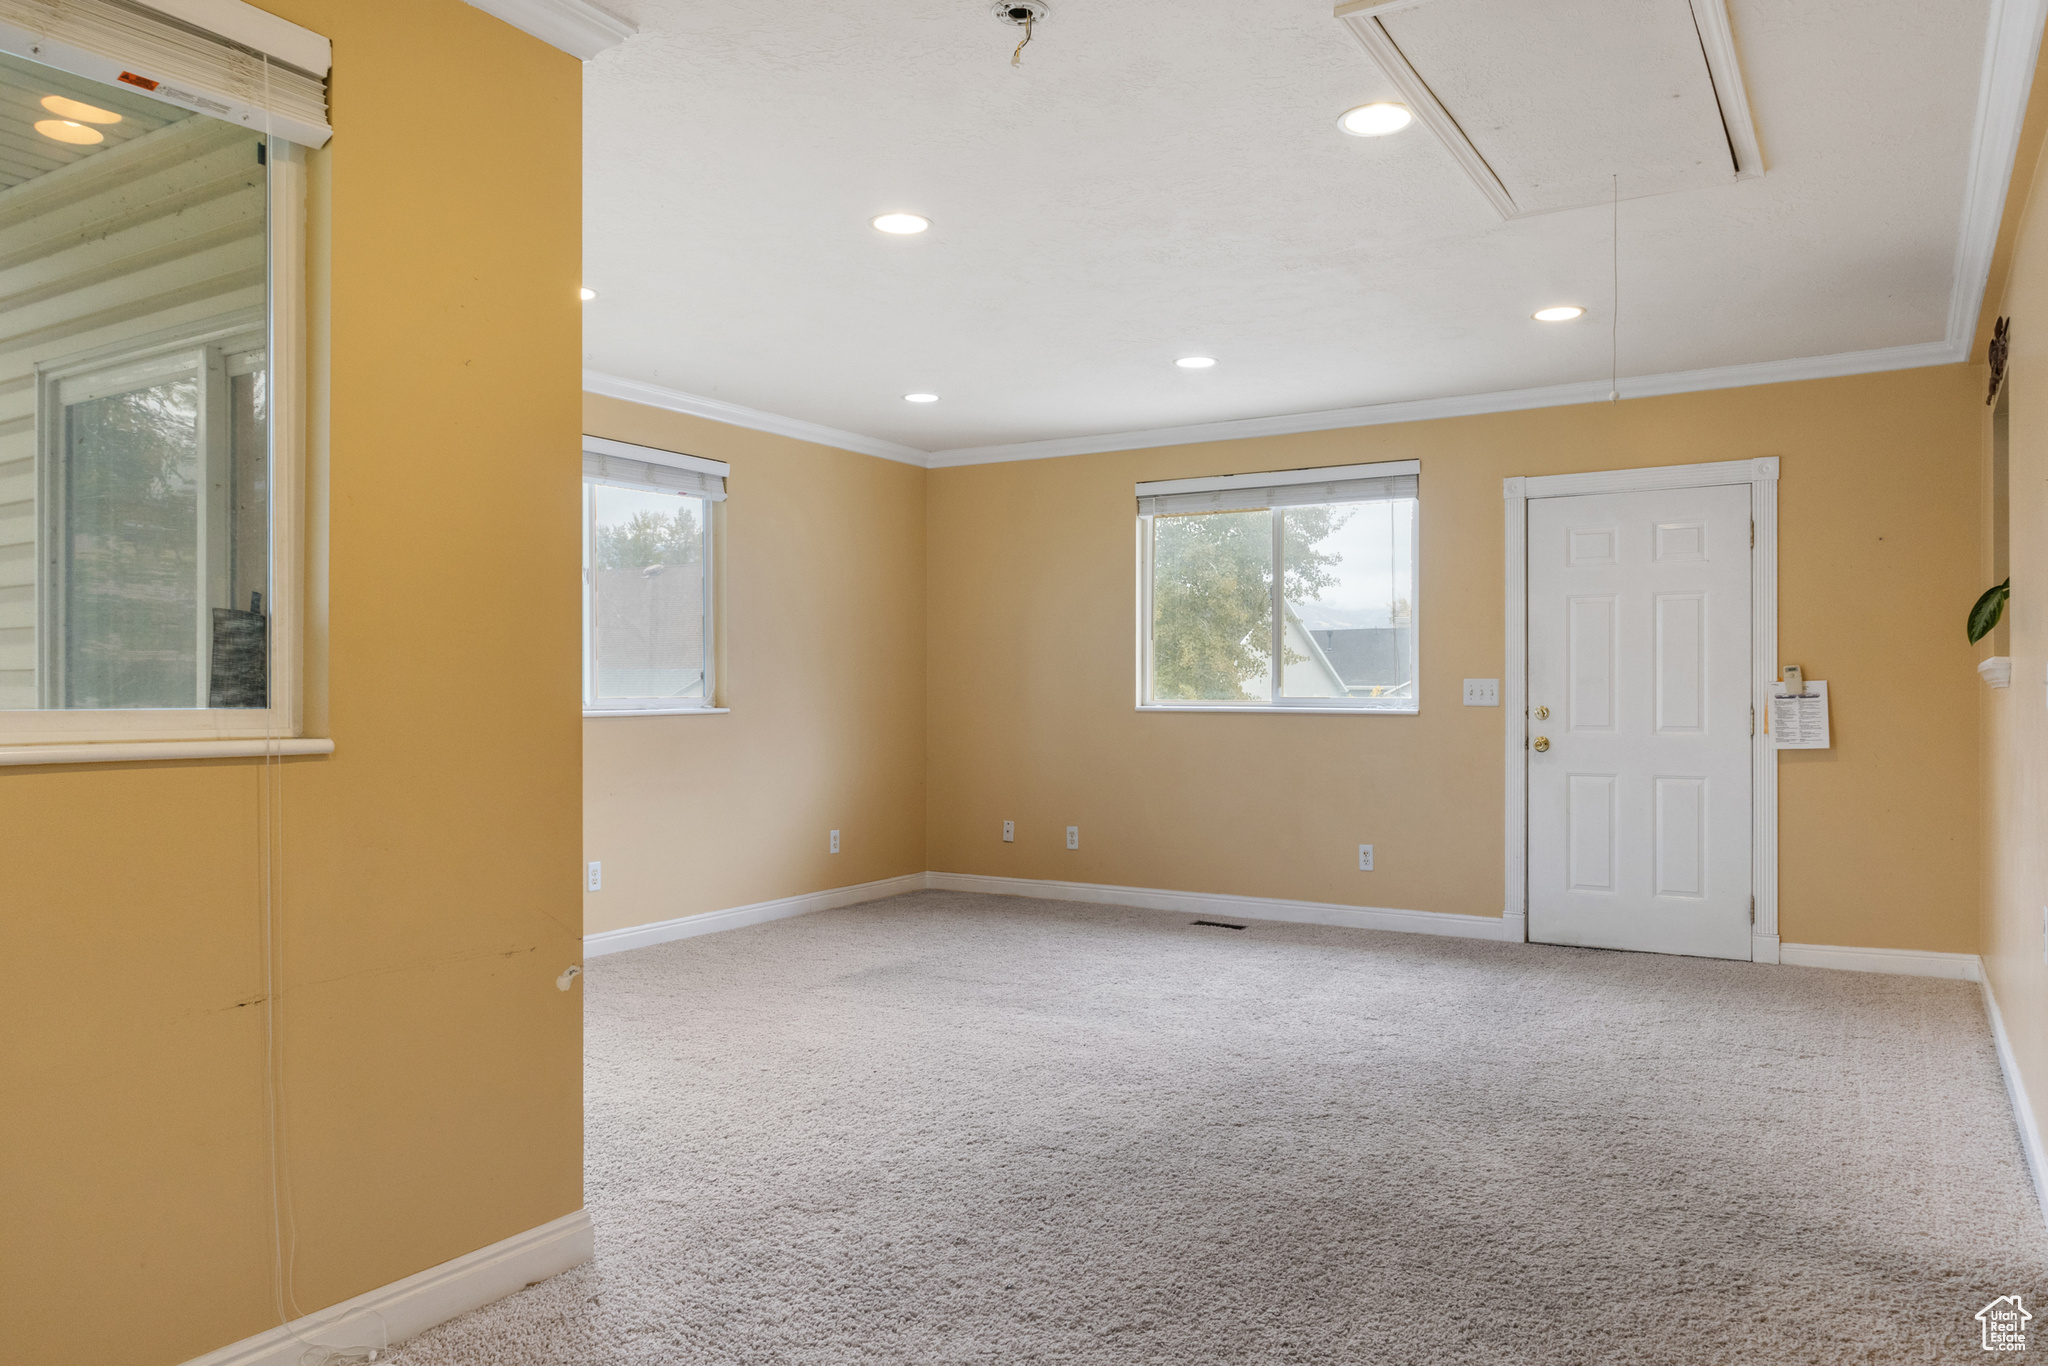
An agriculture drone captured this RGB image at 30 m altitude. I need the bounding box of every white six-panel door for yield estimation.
[1526,484,1752,959]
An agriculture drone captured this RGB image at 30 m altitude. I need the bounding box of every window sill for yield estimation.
[1137,704,1418,716]
[583,708,730,718]
[0,738,335,767]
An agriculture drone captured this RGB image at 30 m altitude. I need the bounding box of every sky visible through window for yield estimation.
[1289,499,1417,630]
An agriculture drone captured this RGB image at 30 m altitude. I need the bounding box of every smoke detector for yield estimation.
[992,1,1049,26]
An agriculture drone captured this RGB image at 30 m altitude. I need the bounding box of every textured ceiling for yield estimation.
[582,0,1989,454]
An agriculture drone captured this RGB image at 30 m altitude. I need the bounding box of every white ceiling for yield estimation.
[581,0,2016,463]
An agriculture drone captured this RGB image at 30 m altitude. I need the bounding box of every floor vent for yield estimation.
[1193,920,1247,930]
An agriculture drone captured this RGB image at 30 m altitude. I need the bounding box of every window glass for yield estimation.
[587,483,708,703]
[62,375,202,708]
[0,50,270,711]
[1150,509,1273,702]
[1144,493,1418,711]
[1280,500,1417,702]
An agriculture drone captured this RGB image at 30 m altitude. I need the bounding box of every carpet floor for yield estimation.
[386,890,2048,1364]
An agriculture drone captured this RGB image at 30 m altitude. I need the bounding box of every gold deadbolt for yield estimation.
[1533,705,1550,720]
[1532,736,1551,752]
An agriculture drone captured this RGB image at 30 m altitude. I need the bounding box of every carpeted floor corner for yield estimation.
[385,889,2048,1364]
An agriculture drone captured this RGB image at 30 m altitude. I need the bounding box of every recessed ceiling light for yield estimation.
[40,95,121,124]
[35,119,104,146]
[1337,102,1412,137]
[1176,356,1217,369]
[1532,306,1586,322]
[904,393,939,403]
[579,287,598,301]
[871,213,931,235]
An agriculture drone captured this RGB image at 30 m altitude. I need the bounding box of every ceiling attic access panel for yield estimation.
[1334,0,1763,218]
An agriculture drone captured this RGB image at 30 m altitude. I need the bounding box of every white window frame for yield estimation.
[36,317,267,708]
[0,137,308,751]
[1135,459,1420,715]
[581,436,727,718]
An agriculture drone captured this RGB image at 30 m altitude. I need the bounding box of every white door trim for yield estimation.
[1503,457,1780,962]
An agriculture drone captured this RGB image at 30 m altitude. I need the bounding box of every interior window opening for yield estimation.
[0,48,277,718]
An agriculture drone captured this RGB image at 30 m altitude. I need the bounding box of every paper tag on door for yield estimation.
[1770,680,1829,749]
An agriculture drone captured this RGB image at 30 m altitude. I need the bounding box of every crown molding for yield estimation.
[583,371,931,466]
[921,340,1962,467]
[585,339,1961,473]
[462,0,632,60]
[1948,0,2048,352]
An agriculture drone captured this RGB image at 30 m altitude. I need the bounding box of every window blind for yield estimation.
[583,451,727,501]
[1136,463,1417,517]
[0,0,331,147]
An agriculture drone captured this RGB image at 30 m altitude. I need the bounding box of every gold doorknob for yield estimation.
[1532,736,1550,752]
[1533,705,1550,720]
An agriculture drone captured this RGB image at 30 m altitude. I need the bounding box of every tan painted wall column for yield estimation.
[0,4,586,1362]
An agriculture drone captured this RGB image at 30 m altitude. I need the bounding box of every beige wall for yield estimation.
[0,5,585,1363]
[581,396,928,935]
[927,367,1985,953]
[1982,113,2048,1156]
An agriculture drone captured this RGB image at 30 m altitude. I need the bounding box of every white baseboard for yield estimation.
[583,872,929,957]
[579,879,1990,989]
[927,870,1510,940]
[1983,975,2048,1225]
[181,1209,592,1366]
[1779,942,1983,981]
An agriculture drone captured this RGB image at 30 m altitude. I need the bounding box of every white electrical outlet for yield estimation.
[587,861,602,891]
[830,829,840,854]
[1003,820,1014,842]
[1463,679,1500,706]
[1066,826,1079,850]
[1358,844,1374,871]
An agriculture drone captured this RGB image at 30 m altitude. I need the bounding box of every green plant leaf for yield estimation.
[1969,578,2010,644]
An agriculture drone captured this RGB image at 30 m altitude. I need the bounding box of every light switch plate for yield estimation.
[1463,679,1500,706]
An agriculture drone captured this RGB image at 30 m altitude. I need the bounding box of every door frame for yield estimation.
[1503,457,1780,963]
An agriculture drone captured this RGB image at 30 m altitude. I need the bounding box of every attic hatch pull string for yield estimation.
[1610,173,1619,404]
[1013,12,1034,66]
